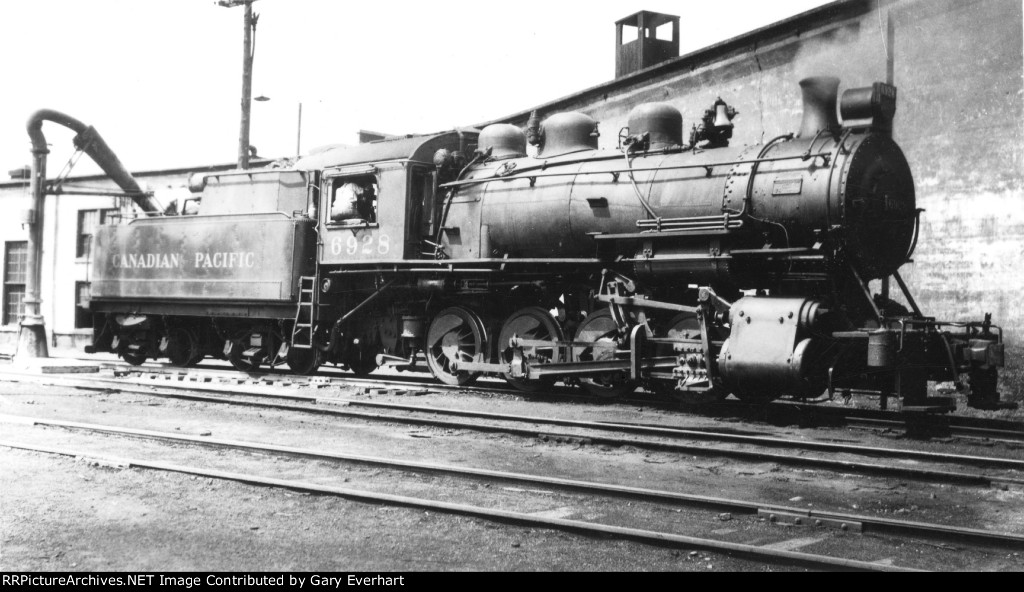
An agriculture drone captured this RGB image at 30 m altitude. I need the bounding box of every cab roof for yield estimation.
[293,130,477,171]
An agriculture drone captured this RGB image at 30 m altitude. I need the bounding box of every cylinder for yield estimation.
[867,330,896,367]
[416,279,445,292]
[401,316,425,339]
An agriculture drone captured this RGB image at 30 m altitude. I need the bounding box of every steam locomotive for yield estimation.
[85,76,1006,410]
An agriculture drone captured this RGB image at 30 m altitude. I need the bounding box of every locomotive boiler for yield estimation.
[85,76,1006,410]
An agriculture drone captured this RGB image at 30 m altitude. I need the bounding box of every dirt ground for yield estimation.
[4,447,744,572]
[2,371,1024,572]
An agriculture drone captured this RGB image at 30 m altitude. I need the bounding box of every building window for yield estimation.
[77,208,118,258]
[75,282,92,329]
[4,241,28,326]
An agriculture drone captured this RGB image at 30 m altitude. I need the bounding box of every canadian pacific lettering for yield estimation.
[111,253,182,269]
[194,251,256,268]
[111,251,256,269]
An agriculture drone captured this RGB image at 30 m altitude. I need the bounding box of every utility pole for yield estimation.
[296,102,303,158]
[218,0,259,169]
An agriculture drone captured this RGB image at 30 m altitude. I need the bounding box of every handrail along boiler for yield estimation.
[86,77,1006,410]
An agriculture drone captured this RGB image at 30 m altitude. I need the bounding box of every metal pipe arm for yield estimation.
[26,109,161,213]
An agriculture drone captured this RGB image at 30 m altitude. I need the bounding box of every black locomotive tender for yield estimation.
[87,77,1006,410]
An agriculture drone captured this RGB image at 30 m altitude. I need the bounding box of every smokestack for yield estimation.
[798,77,841,138]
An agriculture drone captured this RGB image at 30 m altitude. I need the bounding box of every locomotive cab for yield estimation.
[317,164,438,262]
[302,131,476,265]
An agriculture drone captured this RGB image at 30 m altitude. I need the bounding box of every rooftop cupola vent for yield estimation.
[615,11,680,78]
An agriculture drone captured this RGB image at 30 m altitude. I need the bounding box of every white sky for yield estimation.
[0,0,832,178]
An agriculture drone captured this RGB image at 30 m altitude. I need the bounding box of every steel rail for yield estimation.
[1,394,1020,488]
[4,365,1024,456]
[0,438,916,571]
[92,363,1024,439]
[843,416,1024,445]
[34,367,1024,472]
[340,400,1024,471]
[11,357,1016,435]
[4,366,1024,468]
[759,400,1024,442]
[3,420,1022,550]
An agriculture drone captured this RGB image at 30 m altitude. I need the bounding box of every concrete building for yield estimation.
[486,0,1023,341]
[0,0,1020,356]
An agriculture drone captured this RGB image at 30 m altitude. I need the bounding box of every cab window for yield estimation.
[327,174,378,226]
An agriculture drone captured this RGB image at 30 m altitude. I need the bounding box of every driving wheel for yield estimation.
[572,310,637,398]
[498,307,564,393]
[426,306,487,386]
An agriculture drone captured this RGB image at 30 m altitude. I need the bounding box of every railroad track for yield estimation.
[3,440,905,571]
[6,359,1024,446]
[6,374,1024,570]
[3,369,1024,489]
[5,415,1024,552]
[8,414,1023,571]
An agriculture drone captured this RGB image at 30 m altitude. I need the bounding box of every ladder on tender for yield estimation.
[291,276,317,349]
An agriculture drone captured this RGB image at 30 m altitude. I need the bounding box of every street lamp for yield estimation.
[250,95,304,159]
[218,0,260,169]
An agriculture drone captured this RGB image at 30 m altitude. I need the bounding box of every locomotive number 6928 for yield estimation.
[331,233,390,256]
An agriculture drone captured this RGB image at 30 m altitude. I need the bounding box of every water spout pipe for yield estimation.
[27,109,161,213]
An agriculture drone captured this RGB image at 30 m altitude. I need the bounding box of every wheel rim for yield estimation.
[572,310,636,398]
[164,328,197,367]
[345,347,378,376]
[426,306,487,386]
[122,351,147,366]
[228,339,261,372]
[287,346,322,376]
[499,307,563,392]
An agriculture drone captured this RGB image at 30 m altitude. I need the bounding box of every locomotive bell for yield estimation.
[713,101,734,129]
